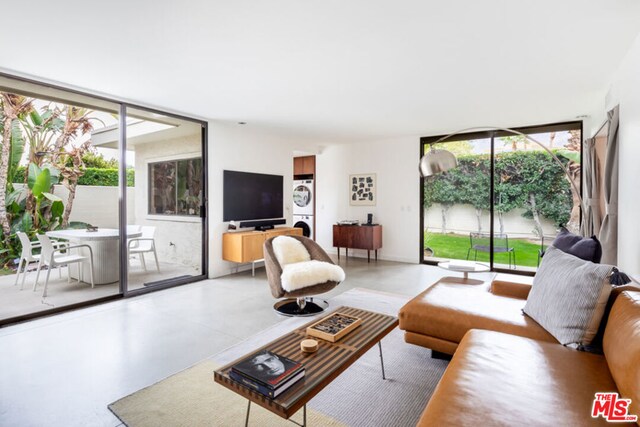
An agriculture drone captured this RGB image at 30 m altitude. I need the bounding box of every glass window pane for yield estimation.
[423,138,491,265]
[0,76,121,323]
[126,106,203,291]
[149,161,177,215]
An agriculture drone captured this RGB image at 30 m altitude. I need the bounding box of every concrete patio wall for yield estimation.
[13,183,135,228]
[424,203,558,238]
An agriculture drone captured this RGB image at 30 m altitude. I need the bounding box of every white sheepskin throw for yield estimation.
[281,260,346,292]
[272,236,311,266]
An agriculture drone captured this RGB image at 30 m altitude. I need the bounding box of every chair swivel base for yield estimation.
[273,297,329,317]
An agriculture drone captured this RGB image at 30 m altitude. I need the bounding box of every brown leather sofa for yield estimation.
[399,275,640,426]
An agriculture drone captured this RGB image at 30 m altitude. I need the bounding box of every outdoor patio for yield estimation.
[0,258,200,321]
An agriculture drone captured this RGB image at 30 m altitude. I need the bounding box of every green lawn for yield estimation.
[424,232,545,268]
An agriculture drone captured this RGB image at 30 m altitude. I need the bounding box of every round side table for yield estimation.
[437,261,490,279]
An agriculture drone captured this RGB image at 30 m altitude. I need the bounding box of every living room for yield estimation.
[1,1,640,426]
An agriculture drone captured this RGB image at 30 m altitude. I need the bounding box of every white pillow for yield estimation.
[523,246,613,348]
[281,260,346,292]
[272,236,311,266]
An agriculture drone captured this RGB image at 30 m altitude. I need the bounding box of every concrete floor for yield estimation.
[0,256,496,427]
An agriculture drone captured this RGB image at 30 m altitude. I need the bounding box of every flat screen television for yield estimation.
[223,170,284,221]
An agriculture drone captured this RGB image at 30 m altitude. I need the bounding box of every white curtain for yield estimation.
[598,105,619,265]
[580,137,601,237]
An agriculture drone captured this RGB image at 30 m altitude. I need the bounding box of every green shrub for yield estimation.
[13,166,134,187]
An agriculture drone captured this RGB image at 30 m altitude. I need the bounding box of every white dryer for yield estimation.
[293,215,314,239]
[293,179,314,215]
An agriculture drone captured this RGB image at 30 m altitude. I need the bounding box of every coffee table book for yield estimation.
[229,370,305,399]
[231,350,304,387]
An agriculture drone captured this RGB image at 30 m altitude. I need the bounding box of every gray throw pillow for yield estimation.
[523,246,613,348]
[552,227,602,263]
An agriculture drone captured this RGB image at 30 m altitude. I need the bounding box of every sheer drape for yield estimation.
[598,105,620,265]
[580,137,601,237]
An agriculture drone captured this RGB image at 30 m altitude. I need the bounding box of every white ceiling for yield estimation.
[2,1,639,142]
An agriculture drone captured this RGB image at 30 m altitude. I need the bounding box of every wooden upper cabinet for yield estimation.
[294,155,315,176]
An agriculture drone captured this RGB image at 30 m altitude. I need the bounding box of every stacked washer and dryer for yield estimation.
[293,179,314,239]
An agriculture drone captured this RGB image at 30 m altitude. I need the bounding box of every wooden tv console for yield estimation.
[222,227,303,275]
[333,224,382,263]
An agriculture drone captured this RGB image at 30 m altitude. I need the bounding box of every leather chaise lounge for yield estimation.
[399,275,640,426]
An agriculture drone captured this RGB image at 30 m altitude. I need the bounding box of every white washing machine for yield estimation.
[293,214,314,239]
[293,179,314,215]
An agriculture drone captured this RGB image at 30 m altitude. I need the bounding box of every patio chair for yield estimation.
[466,232,516,269]
[127,226,160,272]
[34,234,94,297]
[14,232,67,290]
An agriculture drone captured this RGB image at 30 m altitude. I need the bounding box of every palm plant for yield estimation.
[0,94,34,241]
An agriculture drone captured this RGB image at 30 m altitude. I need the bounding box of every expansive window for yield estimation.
[421,122,582,274]
[0,73,208,325]
[149,158,203,216]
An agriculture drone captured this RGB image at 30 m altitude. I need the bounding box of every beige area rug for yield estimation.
[109,288,447,427]
[109,359,345,427]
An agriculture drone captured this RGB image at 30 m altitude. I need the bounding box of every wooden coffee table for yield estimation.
[214,306,398,426]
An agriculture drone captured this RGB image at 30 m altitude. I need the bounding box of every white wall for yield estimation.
[604,32,640,277]
[207,122,318,277]
[315,137,420,263]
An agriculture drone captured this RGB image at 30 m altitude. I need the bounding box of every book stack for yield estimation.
[229,350,305,398]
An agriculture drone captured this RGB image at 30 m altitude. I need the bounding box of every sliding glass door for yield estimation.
[0,75,122,323]
[0,73,208,325]
[421,122,582,274]
[123,107,205,292]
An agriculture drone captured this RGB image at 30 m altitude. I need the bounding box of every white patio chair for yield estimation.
[128,226,160,272]
[14,232,66,290]
[33,234,95,298]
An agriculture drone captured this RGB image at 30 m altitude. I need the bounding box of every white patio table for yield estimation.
[46,228,142,285]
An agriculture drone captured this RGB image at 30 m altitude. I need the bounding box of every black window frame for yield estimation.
[147,157,203,217]
[419,120,583,276]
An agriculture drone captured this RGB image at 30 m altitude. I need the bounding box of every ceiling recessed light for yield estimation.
[238,121,247,125]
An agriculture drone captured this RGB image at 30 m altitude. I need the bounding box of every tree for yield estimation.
[425,172,459,233]
[0,94,33,241]
[558,129,581,233]
[49,106,96,227]
[80,148,118,169]
[455,155,490,232]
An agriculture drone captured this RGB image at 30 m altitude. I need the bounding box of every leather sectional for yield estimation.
[399,275,640,426]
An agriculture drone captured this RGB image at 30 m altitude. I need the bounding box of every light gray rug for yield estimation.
[110,288,448,426]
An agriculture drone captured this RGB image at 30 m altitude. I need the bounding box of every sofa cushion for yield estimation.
[552,227,602,263]
[399,278,555,353]
[272,236,311,266]
[524,246,613,347]
[280,260,345,292]
[418,329,619,427]
[603,291,640,423]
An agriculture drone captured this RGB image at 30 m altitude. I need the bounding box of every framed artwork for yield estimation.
[349,173,376,206]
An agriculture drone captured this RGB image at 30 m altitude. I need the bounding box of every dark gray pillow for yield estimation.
[552,227,602,263]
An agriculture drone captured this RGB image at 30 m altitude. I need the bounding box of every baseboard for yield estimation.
[325,248,417,264]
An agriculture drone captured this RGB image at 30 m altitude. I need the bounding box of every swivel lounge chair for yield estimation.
[264,235,345,316]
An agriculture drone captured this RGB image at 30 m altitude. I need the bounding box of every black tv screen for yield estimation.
[223,170,284,221]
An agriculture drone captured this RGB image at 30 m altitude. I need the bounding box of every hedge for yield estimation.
[13,166,135,187]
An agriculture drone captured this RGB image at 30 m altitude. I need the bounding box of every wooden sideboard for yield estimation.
[333,224,382,263]
[223,227,303,275]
